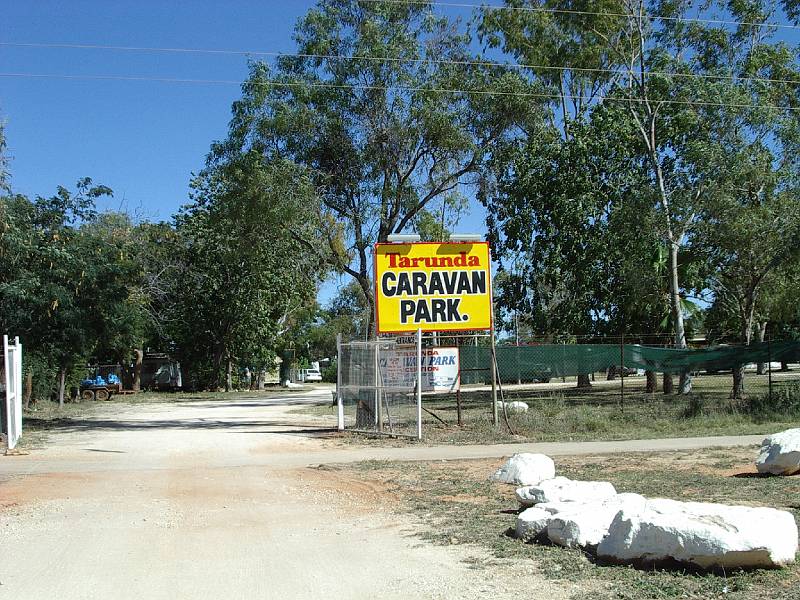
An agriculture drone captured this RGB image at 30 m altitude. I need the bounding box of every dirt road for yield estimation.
[1,390,764,599]
[1,390,573,600]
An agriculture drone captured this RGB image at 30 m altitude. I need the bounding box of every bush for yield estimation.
[322,361,337,383]
[747,381,800,417]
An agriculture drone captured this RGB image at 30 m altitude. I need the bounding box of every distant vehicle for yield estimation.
[608,365,639,377]
[79,373,122,401]
[301,368,322,383]
[141,354,182,391]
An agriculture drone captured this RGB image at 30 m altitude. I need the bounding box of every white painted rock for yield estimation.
[597,498,799,569]
[502,401,529,413]
[515,477,617,507]
[515,507,553,541]
[490,453,556,486]
[756,428,800,476]
[547,494,647,549]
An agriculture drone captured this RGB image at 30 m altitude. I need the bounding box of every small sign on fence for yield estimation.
[374,242,492,333]
[379,346,460,393]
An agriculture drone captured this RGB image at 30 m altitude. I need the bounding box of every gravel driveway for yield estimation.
[0,389,572,600]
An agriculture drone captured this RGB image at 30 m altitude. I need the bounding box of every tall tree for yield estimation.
[209,0,532,335]
[170,157,325,390]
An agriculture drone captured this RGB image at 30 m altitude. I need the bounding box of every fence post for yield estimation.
[491,328,498,426]
[374,342,382,430]
[620,334,625,414]
[336,333,344,431]
[416,328,423,441]
[768,334,773,405]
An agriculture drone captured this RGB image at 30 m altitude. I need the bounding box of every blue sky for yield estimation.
[1,0,490,304]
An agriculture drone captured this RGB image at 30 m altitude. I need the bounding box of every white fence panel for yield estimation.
[3,335,23,451]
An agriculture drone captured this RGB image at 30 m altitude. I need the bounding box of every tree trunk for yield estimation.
[668,242,692,394]
[606,366,617,381]
[132,348,143,392]
[225,357,233,392]
[23,371,33,409]
[663,372,674,395]
[58,368,66,408]
[756,322,767,375]
[732,307,755,400]
[577,373,592,388]
[645,370,657,393]
[730,365,746,399]
[257,368,266,390]
[781,361,789,372]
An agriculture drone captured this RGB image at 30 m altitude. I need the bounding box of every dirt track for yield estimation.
[1,390,573,600]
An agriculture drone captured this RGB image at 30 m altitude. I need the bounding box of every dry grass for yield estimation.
[340,448,800,600]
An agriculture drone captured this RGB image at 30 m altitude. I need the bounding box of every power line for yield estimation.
[2,42,798,87]
[2,71,797,112]
[358,0,800,30]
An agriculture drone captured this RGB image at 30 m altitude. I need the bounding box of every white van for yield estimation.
[301,368,322,383]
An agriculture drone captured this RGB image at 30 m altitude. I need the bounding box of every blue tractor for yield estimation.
[79,373,122,401]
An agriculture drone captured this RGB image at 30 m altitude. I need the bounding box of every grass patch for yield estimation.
[341,449,800,599]
[301,372,800,446]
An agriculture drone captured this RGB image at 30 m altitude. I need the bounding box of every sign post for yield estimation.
[416,328,422,441]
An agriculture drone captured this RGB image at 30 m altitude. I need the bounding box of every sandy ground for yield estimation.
[1,389,577,600]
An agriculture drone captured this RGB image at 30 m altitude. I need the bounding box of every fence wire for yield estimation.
[338,339,420,437]
[336,336,800,440]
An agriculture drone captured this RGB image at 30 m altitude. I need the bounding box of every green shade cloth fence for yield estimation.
[459,341,800,385]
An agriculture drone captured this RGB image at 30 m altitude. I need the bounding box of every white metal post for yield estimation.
[14,337,21,443]
[4,335,22,451]
[374,343,380,427]
[416,328,423,440]
[336,333,344,431]
[3,334,9,446]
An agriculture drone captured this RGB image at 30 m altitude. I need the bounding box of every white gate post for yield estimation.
[336,333,344,431]
[3,335,22,451]
[416,328,422,441]
[14,337,22,444]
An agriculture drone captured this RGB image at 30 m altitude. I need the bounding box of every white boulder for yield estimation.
[490,453,556,486]
[597,498,799,569]
[501,401,529,414]
[515,507,553,541]
[547,494,647,549]
[515,477,617,507]
[756,428,800,476]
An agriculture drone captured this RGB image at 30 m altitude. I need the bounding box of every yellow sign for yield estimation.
[374,242,493,334]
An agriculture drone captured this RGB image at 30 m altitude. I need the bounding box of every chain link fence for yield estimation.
[335,334,800,440]
[337,337,422,438]
[430,336,800,440]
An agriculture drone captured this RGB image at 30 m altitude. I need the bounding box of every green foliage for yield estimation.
[165,156,326,389]
[209,1,534,333]
[482,0,800,349]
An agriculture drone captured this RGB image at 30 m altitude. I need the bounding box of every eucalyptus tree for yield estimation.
[209,0,532,335]
[482,0,799,393]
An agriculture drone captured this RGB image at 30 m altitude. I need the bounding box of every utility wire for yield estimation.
[2,71,797,111]
[2,42,798,86]
[358,0,800,30]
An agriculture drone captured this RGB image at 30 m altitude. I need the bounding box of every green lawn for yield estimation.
[341,448,800,599]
